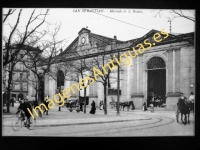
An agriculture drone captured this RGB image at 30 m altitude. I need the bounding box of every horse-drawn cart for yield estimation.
[65,98,80,112]
[110,102,122,110]
[110,101,135,111]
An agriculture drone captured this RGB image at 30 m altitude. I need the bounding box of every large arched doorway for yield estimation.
[57,70,64,88]
[147,57,166,106]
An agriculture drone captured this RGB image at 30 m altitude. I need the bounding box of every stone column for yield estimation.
[28,81,32,100]
[126,58,133,102]
[121,65,127,102]
[166,48,180,110]
[167,49,173,93]
[64,79,71,88]
[175,48,181,92]
[97,79,104,104]
[48,76,56,99]
[44,74,49,98]
[132,57,137,94]
[138,55,143,93]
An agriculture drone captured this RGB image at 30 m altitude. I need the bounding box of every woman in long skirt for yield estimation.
[143,102,148,111]
[90,101,96,114]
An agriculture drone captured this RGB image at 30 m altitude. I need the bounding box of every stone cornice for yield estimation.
[166,49,173,53]
[131,93,144,98]
[174,47,181,52]
[167,92,181,97]
[89,94,98,98]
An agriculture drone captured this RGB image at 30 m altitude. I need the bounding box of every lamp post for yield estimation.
[116,49,120,116]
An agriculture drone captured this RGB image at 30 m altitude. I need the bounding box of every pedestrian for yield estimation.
[3,104,7,113]
[149,103,154,113]
[10,97,14,107]
[188,92,195,113]
[152,93,155,107]
[90,101,96,114]
[100,100,104,110]
[142,102,147,111]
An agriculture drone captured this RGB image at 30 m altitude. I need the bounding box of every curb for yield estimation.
[4,118,152,127]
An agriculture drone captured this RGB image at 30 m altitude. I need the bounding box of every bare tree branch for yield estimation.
[3,9,16,23]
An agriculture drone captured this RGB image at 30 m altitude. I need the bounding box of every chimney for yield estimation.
[112,36,117,45]
[60,49,63,53]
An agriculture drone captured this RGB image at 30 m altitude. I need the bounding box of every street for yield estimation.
[3,105,194,136]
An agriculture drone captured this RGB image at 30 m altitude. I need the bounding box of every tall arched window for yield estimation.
[147,57,166,69]
[57,70,64,88]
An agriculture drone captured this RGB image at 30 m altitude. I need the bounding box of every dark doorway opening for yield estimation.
[147,69,166,106]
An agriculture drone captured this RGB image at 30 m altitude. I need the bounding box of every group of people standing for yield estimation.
[142,92,195,113]
[149,94,165,107]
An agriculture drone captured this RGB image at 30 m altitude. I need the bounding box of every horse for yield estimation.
[119,101,135,111]
[177,101,191,125]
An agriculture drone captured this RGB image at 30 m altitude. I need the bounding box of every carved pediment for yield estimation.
[78,28,91,35]
[130,29,176,48]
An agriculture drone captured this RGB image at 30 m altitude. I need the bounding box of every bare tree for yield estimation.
[3,9,16,23]
[89,45,116,115]
[65,49,94,113]
[3,9,49,113]
[152,10,195,22]
[21,24,68,104]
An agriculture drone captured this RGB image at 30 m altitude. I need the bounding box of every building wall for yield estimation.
[32,31,194,112]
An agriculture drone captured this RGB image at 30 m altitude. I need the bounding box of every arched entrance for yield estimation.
[147,57,166,106]
[57,70,64,88]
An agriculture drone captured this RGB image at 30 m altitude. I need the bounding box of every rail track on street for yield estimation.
[46,113,176,136]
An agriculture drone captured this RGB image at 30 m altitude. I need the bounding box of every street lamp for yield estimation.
[116,50,120,116]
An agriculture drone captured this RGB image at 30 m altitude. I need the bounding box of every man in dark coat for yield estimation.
[16,98,32,128]
[177,93,187,110]
[90,101,96,114]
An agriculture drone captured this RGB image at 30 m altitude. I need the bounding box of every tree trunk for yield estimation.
[6,85,11,113]
[6,64,14,113]
[35,89,38,101]
[104,83,107,115]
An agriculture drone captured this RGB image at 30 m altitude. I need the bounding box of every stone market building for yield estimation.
[28,28,195,110]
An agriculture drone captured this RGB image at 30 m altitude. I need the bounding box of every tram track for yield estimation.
[48,114,175,136]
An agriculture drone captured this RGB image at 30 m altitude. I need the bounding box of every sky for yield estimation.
[3,8,195,50]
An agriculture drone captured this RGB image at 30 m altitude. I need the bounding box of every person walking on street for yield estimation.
[142,102,148,111]
[90,101,96,114]
[149,103,154,113]
[11,97,14,107]
[188,92,195,113]
[100,100,104,110]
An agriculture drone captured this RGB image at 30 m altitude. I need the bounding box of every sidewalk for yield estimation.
[3,104,193,127]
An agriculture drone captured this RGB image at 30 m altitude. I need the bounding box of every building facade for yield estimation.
[28,28,195,110]
[3,45,42,101]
